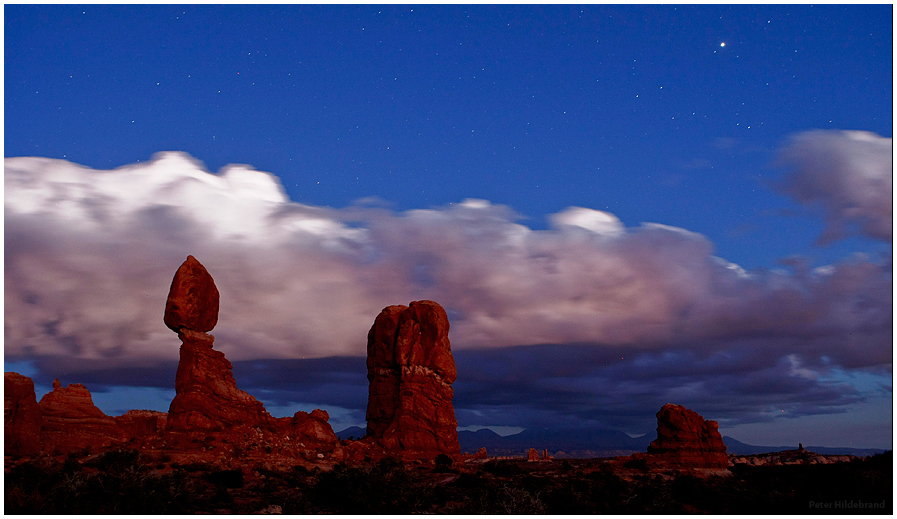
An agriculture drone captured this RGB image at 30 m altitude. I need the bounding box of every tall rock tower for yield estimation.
[366,300,460,459]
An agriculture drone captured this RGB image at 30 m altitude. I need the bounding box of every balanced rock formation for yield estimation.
[38,379,127,453]
[366,300,460,459]
[646,403,728,469]
[164,256,275,432]
[5,372,44,456]
[164,255,219,333]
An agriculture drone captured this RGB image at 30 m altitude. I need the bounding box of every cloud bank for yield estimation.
[778,129,892,244]
[4,144,891,443]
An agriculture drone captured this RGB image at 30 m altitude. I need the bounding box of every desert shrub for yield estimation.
[173,460,212,472]
[279,464,313,487]
[544,484,592,514]
[206,468,245,489]
[623,476,677,513]
[86,448,142,474]
[313,458,427,514]
[5,455,201,514]
[481,459,523,477]
[274,488,315,514]
[434,453,454,472]
[452,471,489,490]
[495,483,546,514]
[623,456,648,470]
[5,457,66,514]
[866,450,892,468]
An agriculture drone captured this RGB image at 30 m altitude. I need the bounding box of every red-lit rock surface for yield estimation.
[646,403,728,469]
[167,330,276,432]
[5,260,459,466]
[114,410,168,439]
[38,379,127,453]
[164,256,276,432]
[164,255,220,333]
[4,372,44,456]
[287,409,338,444]
[527,448,539,461]
[366,300,460,459]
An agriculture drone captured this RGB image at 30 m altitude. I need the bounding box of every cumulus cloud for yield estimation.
[778,130,892,244]
[4,151,891,439]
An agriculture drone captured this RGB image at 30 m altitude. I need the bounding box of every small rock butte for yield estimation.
[646,403,729,469]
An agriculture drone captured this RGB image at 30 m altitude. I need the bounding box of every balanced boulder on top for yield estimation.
[164,255,220,333]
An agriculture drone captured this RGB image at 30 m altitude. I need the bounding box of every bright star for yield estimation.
[720,42,726,47]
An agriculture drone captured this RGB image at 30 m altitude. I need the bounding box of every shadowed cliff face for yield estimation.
[366,300,460,459]
[4,372,44,456]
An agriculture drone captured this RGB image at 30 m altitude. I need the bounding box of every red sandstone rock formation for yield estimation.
[167,329,276,432]
[646,403,728,469]
[5,372,44,456]
[164,255,220,333]
[287,409,338,444]
[114,410,168,439]
[366,300,460,459]
[474,447,488,459]
[162,255,341,457]
[527,447,539,461]
[164,257,275,432]
[38,379,127,453]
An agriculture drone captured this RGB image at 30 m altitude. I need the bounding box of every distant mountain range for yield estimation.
[456,427,650,458]
[335,426,888,458]
[335,426,367,440]
[721,436,887,457]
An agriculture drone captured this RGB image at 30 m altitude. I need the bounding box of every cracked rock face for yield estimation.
[365,300,460,459]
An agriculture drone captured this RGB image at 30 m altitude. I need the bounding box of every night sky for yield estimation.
[4,5,892,448]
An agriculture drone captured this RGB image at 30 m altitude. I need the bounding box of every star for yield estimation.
[720,42,726,47]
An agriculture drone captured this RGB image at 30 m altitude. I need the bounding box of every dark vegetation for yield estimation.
[5,449,892,514]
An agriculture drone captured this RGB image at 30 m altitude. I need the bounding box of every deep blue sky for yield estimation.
[4,4,892,448]
[6,4,891,270]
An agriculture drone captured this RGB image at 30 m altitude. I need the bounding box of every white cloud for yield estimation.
[778,130,892,243]
[549,207,624,237]
[4,152,891,372]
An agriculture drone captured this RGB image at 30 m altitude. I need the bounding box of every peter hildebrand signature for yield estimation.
[809,500,887,510]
